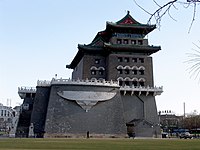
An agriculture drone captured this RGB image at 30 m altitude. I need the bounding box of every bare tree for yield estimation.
[181,112,200,130]
[186,41,200,81]
[134,0,199,32]
[134,1,200,80]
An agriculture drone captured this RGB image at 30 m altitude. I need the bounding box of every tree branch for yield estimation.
[133,0,199,31]
[188,2,197,33]
[147,0,178,25]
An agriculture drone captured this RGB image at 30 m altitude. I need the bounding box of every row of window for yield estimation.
[90,67,145,76]
[92,65,145,70]
[91,70,104,75]
[91,70,144,76]
[119,80,145,87]
[113,33,143,38]
[117,69,144,75]
[117,39,143,45]
[118,77,145,87]
[90,66,105,75]
[94,57,145,65]
[118,57,144,63]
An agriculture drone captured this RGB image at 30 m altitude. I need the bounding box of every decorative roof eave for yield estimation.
[87,36,106,47]
[105,11,156,35]
[106,22,156,35]
[91,30,111,43]
[78,44,104,51]
[116,11,140,25]
[66,44,105,69]
[104,43,161,55]
[107,21,156,29]
[66,49,83,69]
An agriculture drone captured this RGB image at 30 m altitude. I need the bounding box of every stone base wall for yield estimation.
[31,83,161,138]
[30,86,51,137]
[44,84,126,136]
[121,93,160,137]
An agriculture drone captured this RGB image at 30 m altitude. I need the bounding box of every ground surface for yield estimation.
[0,138,200,150]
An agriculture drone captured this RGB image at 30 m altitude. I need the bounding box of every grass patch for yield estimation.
[0,138,200,150]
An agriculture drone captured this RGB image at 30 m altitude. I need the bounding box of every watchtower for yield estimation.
[18,12,163,138]
[66,11,163,137]
[67,11,160,88]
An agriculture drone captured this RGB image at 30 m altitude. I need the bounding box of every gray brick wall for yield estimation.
[44,84,126,137]
[30,86,50,137]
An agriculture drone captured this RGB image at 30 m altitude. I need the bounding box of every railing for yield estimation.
[37,78,119,87]
[37,80,51,87]
[18,87,36,93]
[20,79,163,96]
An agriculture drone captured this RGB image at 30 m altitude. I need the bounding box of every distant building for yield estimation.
[158,110,184,133]
[0,103,19,137]
[18,11,163,138]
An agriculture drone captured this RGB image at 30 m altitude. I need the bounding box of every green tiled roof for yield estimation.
[106,11,156,35]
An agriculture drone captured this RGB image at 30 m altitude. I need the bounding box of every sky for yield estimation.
[0,0,200,115]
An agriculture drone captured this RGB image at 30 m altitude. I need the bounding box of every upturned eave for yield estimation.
[104,43,161,55]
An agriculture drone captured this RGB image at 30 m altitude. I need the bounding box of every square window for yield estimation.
[91,70,96,75]
[132,58,137,63]
[138,40,143,45]
[124,69,130,74]
[117,39,122,44]
[99,70,104,75]
[139,58,144,63]
[118,69,123,74]
[123,39,128,44]
[131,40,136,44]
[118,57,123,62]
[133,70,137,75]
[139,70,144,75]
[124,57,129,62]
[95,59,100,64]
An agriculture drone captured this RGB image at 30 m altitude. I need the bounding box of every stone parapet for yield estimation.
[37,78,119,87]
[37,80,51,87]
[18,87,36,93]
[18,87,36,99]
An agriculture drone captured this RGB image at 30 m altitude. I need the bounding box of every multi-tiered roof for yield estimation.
[66,11,161,69]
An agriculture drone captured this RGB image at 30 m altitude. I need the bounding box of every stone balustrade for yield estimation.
[20,79,163,97]
[120,85,163,96]
[18,87,36,93]
[37,80,51,87]
[37,78,119,87]
[18,87,36,99]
